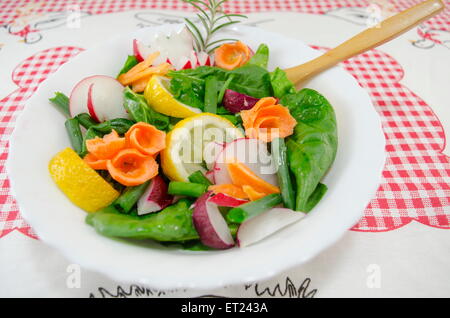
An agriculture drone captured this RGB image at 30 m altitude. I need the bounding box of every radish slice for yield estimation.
[193,192,235,249]
[213,138,278,186]
[87,76,129,122]
[134,38,160,63]
[70,75,128,122]
[203,141,225,170]
[69,75,97,118]
[134,28,208,71]
[209,193,248,207]
[137,175,173,215]
[150,27,195,67]
[237,208,306,247]
[196,51,213,66]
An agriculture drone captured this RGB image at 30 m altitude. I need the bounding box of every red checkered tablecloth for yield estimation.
[0,0,449,239]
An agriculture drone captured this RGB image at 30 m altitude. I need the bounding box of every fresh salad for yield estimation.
[48,0,338,250]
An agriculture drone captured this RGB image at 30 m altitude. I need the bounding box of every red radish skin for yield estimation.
[205,170,215,184]
[183,60,192,70]
[133,39,144,62]
[137,175,173,215]
[133,39,155,62]
[87,76,129,122]
[134,30,212,70]
[196,51,212,66]
[193,192,235,249]
[222,89,259,113]
[87,83,100,122]
[237,208,306,247]
[146,27,196,69]
[208,193,248,207]
[69,75,99,118]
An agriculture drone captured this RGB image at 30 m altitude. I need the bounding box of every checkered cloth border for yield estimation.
[0,0,449,238]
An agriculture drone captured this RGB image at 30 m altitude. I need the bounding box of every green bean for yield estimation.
[77,112,135,135]
[226,194,282,224]
[75,113,97,129]
[93,118,135,135]
[64,118,83,155]
[168,181,208,198]
[271,138,295,210]
[188,170,212,186]
[49,92,70,117]
[217,75,234,103]
[204,76,218,114]
[114,181,151,214]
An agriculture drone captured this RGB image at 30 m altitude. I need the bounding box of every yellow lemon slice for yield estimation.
[49,148,119,212]
[144,75,202,118]
[161,113,244,182]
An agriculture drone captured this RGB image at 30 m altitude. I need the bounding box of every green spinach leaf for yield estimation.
[270,67,296,99]
[228,64,272,98]
[280,88,338,212]
[86,199,199,241]
[169,64,273,109]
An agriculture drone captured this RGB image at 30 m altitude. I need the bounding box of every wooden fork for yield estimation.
[284,0,445,86]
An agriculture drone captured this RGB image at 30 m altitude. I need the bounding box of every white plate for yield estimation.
[7,25,384,289]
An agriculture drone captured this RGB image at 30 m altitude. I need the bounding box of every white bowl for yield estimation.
[7,25,384,289]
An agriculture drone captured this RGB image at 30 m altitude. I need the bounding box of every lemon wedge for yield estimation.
[144,75,202,118]
[49,148,119,212]
[161,113,244,182]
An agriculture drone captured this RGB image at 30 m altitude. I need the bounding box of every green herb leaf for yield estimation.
[182,0,247,52]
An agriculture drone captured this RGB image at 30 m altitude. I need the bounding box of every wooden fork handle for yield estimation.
[284,0,445,85]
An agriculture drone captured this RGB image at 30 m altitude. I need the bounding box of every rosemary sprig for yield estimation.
[182,0,247,53]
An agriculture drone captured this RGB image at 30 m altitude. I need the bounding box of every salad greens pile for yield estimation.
[85,45,337,246]
[48,0,337,250]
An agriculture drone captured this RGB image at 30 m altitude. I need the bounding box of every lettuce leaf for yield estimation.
[247,43,269,69]
[270,67,296,98]
[123,87,170,131]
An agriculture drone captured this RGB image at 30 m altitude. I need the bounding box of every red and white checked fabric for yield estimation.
[334,47,450,231]
[0,0,449,238]
[0,46,84,239]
